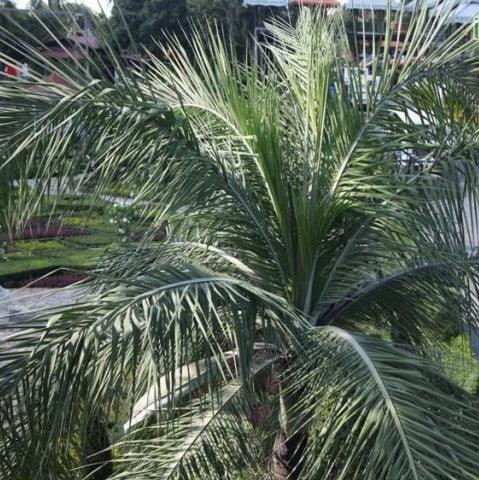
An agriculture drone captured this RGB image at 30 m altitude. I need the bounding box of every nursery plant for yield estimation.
[1,6,479,479]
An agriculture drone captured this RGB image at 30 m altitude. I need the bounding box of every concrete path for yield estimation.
[0,287,85,339]
[1,176,133,333]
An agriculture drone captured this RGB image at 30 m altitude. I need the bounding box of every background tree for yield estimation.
[109,0,292,56]
[110,0,188,53]
[0,2,57,62]
[186,0,254,54]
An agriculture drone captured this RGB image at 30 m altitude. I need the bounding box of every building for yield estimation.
[244,0,479,26]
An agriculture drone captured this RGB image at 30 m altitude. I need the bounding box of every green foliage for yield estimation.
[52,197,108,216]
[109,0,290,56]
[61,216,110,228]
[439,335,479,393]
[110,0,188,53]
[289,330,479,480]
[12,239,65,253]
[107,204,141,241]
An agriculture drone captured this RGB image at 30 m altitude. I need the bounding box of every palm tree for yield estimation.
[1,7,479,479]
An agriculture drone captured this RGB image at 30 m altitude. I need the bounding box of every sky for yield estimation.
[15,0,112,14]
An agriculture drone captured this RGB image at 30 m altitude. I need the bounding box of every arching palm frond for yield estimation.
[288,328,479,480]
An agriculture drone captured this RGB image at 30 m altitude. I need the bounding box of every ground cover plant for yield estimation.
[1,6,479,480]
[0,197,117,285]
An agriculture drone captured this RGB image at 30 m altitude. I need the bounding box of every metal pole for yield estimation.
[254,27,258,65]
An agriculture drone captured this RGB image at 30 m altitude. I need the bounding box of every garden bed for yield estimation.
[3,270,89,288]
[1,202,117,287]
[1,199,167,288]
[8,216,90,241]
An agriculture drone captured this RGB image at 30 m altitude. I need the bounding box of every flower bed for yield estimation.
[4,272,89,288]
[10,217,90,241]
[1,213,167,289]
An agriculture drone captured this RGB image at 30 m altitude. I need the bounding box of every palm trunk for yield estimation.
[269,429,308,479]
[268,371,307,480]
[270,431,289,479]
[82,413,113,480]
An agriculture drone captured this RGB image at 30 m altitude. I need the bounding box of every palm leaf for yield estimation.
[289,328,479,479]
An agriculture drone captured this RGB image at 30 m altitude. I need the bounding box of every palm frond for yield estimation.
[0,264,298,477]
[288,328,479,480]
[110,354,278,480]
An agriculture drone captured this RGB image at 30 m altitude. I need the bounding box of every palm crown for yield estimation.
[1,7,479,480]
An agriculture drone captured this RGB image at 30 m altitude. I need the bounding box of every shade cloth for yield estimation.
[450,1,479,22]
[421,0,458,16]
[405,0,443,10]
[243,0,288,5]
[291,0,339,5]
[340,0,402,9]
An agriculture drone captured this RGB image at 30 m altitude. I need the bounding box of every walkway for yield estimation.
[0,287,85,339]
